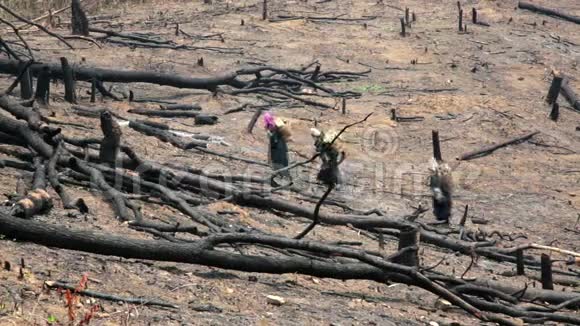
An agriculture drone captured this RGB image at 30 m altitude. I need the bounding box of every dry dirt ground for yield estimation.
[0,0,579,325]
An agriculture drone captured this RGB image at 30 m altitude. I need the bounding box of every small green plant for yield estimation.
[46,315,58,324]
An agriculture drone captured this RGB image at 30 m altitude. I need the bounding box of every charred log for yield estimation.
[0,58,246,91]
[518,1,580,25]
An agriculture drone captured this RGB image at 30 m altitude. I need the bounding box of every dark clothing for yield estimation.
[317,150,342,185]
[269,130,289,177]
[430,174,452,221]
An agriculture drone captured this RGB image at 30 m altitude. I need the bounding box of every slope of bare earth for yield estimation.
[0,0,579,325]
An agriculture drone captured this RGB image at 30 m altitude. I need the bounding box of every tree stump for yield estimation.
[71,0,89,36]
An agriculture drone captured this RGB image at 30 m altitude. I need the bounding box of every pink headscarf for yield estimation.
[263,112,276,131]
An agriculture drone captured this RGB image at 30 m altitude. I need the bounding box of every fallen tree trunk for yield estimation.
[518,1,580,25]
[0,211,403,282]
[128,108,201,118]
[0,213,577,324]
[0,58,246,91]
[0,59,365,106]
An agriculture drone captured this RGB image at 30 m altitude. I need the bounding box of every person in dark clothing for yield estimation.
[264,113,291,182]
[429,158,453,222]
[311,128,345,186]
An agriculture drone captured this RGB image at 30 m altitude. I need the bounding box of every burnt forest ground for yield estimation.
[0,0,579,325]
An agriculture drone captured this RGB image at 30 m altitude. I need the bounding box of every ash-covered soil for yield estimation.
[0,0,579,325]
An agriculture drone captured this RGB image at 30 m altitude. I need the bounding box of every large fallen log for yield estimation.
[0,213,578,324]
[0,58,364,95]
[0,58,246,91]
[518,1,580,25]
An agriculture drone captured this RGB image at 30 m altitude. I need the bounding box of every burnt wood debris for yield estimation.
[0,1,579,325]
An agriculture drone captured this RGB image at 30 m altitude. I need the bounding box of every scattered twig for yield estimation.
[45,281,178,308]
[0,17,34,59]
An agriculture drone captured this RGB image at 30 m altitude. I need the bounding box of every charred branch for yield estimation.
[518,1,580,25]
[45,280,177,308]
[0,4,74,49]
[458,131,539,161]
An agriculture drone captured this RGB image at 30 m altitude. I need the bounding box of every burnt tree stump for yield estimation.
[400,17,406,37]
[516,249,525,275]
[99,111,122,166]
[549,102,559,121]
[262,0,268,20]
[18,61,33,100]
[393,226,419,267]
[432,130,442,161]
[34,66,51,105]
[90,78,97,103]
[60,57,76,103]
[541,253,554,290]
[71,0,89,36]
[546,72,563,105]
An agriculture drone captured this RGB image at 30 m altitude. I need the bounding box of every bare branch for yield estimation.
[0,3,74,49]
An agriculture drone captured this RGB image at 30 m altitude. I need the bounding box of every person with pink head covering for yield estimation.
[264,112,291,181]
